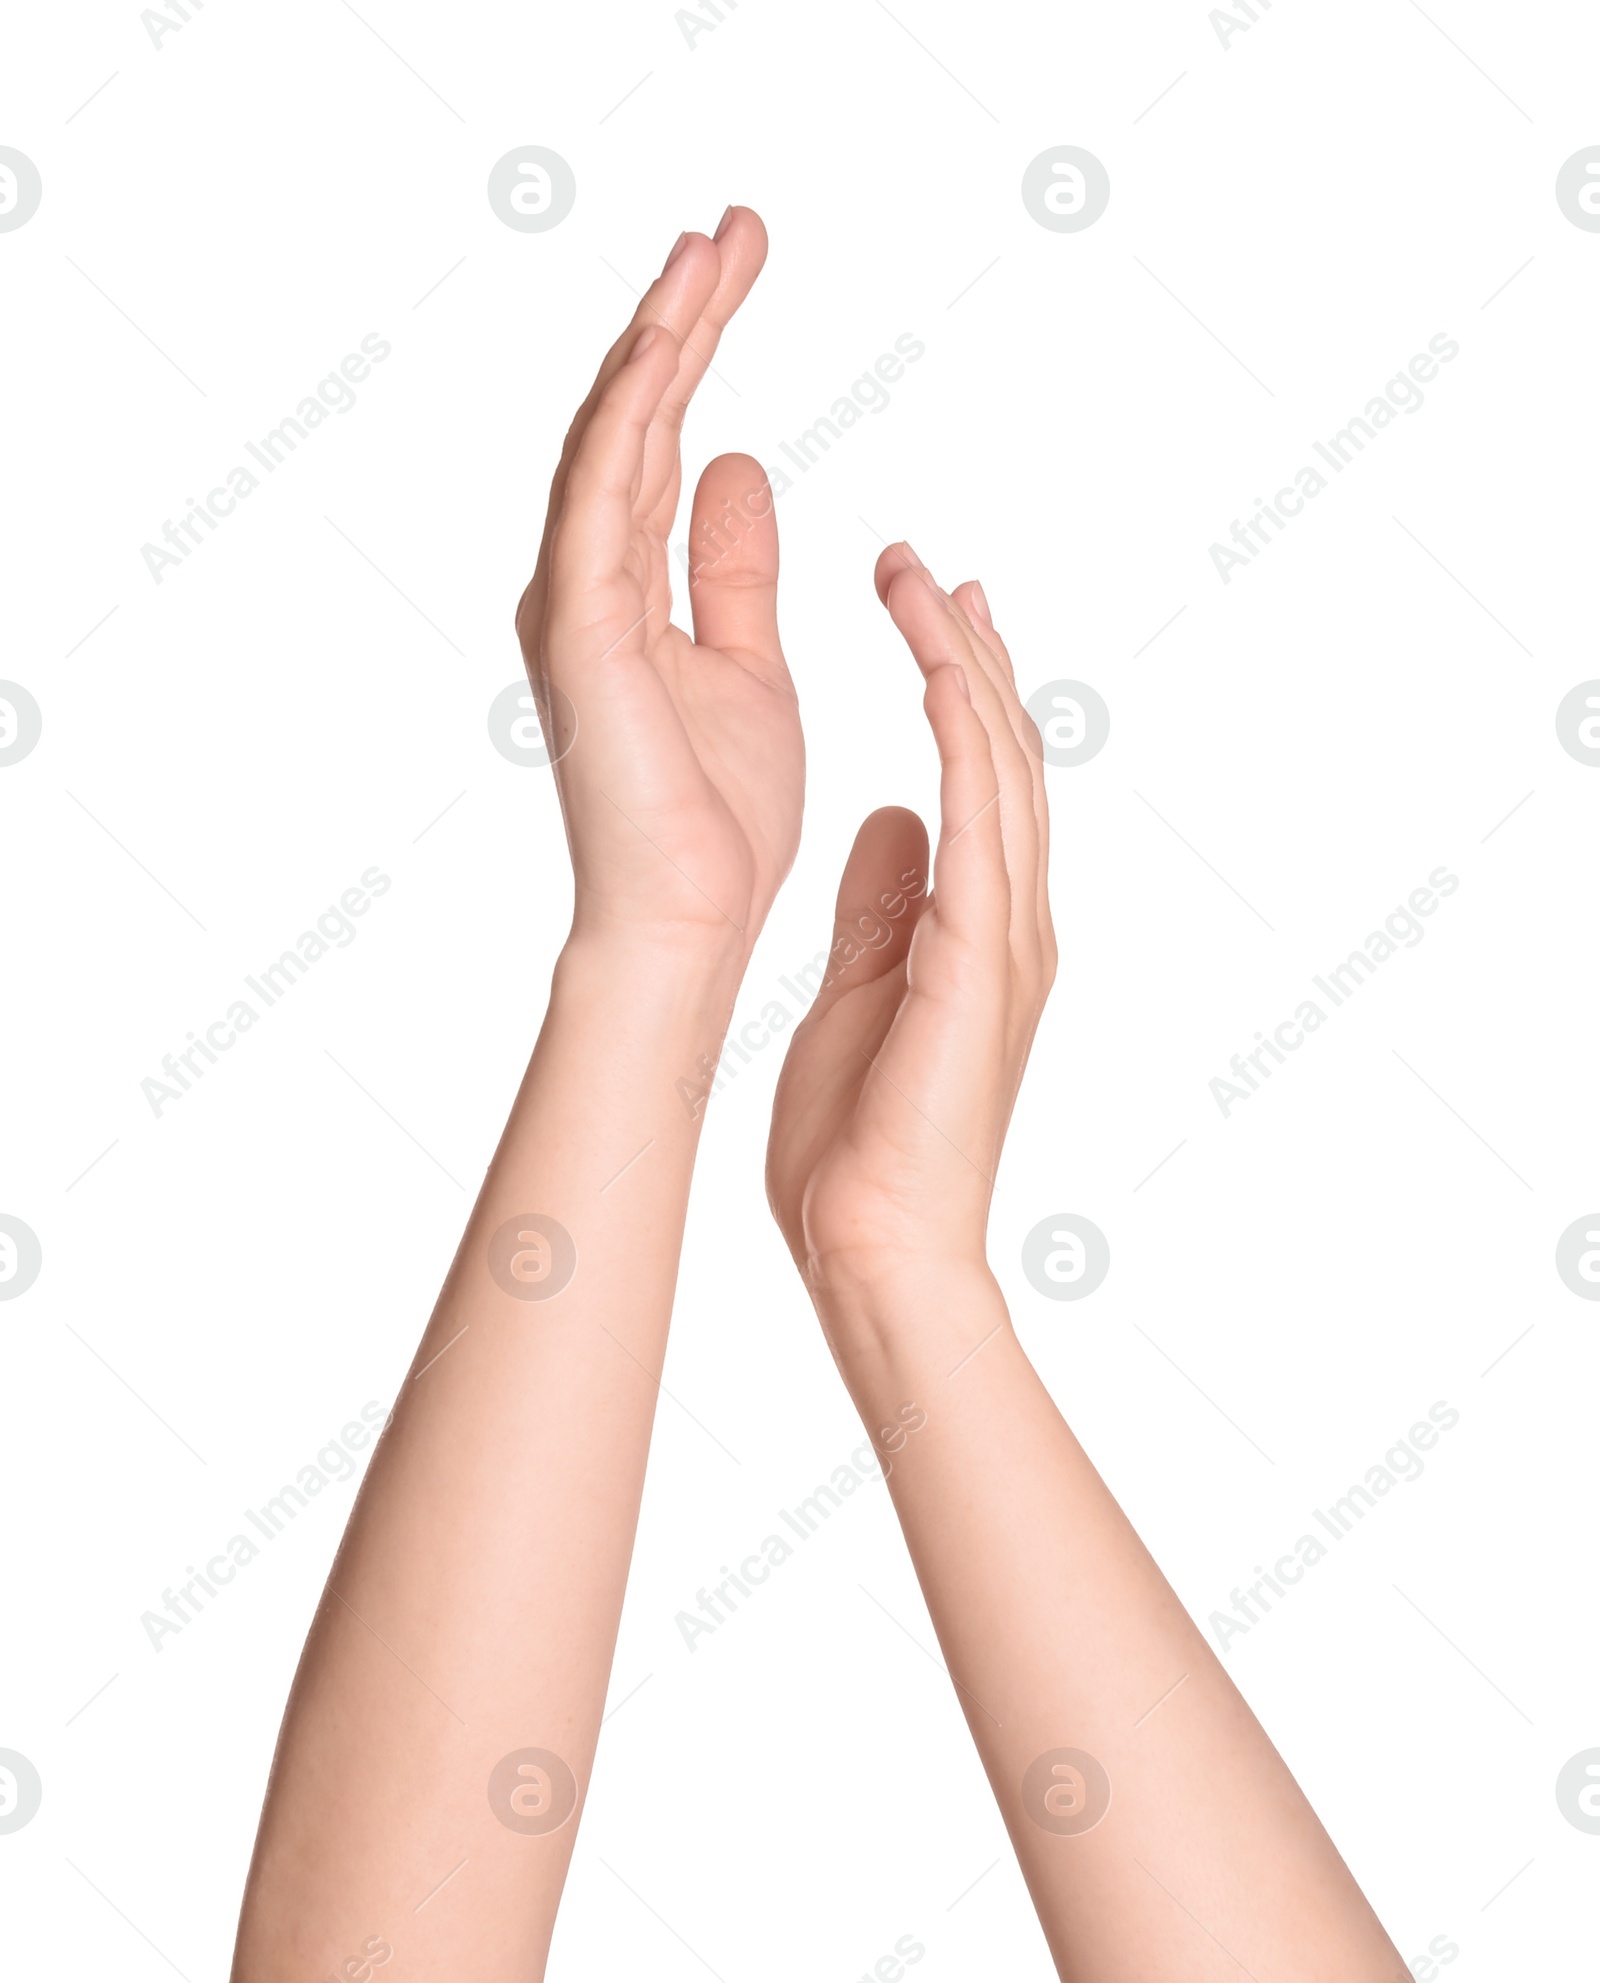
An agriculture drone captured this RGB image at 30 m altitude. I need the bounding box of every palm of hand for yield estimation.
[767,838,1006,1285]
[767,550,1054,1291]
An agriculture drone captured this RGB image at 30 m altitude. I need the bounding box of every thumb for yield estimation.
[686,452,783,673]
[802,806,932,1025]
[766,806,930,1253]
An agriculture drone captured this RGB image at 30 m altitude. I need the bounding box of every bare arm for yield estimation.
[233,210,802,1981]
[765,544,1405,1981]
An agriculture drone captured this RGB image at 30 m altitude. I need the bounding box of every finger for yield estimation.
[548,234,724,523]
[948,580,1029,778]
[900,559,1047,973]
[516,231,727,655]
[636,216,769,540]
[801,807,932,1027]
[872,539,915,606]
[949,579,1014,684]
[884,551,1013,707]
[568,231,722,454]
[686,453,783,675]
[651,210,768,447]
[921,567,1035,829]
[547,324,683,625]
[877,552,1021,733]
[948,577,1053,965]
[883,567,1009,944]
[882,553,1033,954]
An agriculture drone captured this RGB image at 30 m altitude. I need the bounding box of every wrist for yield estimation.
[553,927,747,1021]
[545,934,748,1137]
[808,1252,1009,1376]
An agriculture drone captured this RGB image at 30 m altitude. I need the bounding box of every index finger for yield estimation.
[517,227,729,662]
[635,208,768,536]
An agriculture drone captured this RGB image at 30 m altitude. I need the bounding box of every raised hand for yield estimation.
[515,209,802,961]
[767,543,1053,1294]
[764,547,1403,1983]
[233,212,805,1983]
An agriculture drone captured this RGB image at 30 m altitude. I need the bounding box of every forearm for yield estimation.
[234,937,741,1981]
[817,1263,1405,1983]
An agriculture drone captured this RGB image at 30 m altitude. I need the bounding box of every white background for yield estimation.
[3,1,1598,1975]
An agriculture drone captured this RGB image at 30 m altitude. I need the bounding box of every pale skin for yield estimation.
[232,210,1407,1981]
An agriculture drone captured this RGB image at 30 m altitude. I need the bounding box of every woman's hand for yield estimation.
[763,553,1403,1983]
[766,544,1055,1298]
[516,209,802,965]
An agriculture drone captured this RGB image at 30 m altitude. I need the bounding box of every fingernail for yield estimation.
[949,666,971,703]
[713,205,735,241]
[630,325,663,363]
[662,230,689,273]
[969,580,992,627]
